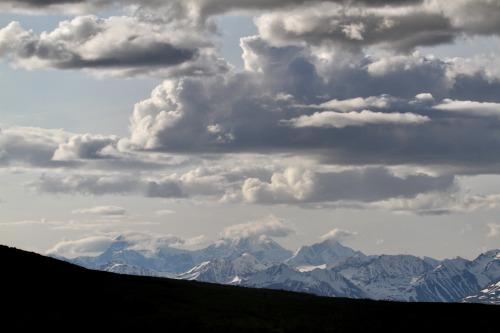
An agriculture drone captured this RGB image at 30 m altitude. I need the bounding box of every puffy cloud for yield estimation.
[1,0,500,230]
[72,205,129,216]
[241,167,455,205]
[0,15,230,78]
[52,133,119,161]
[320,228,358,242]
[221,215,295,239]
[121,36,500,170]
[242,168,316,203]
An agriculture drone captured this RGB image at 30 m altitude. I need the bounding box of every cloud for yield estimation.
[369,191,500,216]
[52,133,119,161]
[0,126,73,168]
[118,231,187,251]
[46,235,115,257]
[487,223,500,238]
[282,110,429,128]
[241,167,456,205]
[242,168,316,203]
[31,173,142,195]
[253,0,500,53]
[46,230,195,257]
[72,206,129,216]
[433,99,500,117]
[154,209,176,217]
[437,0,500,35]
[0,16,230,78]
[145,179,185,198]
[119,36,500,170]
[221,215,295,239]
[320,228,358,242]
[255,3,456,52]
[1,1,500,219]
[313,95,395,112]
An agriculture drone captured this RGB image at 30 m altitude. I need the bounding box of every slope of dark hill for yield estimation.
[2,244,499,332]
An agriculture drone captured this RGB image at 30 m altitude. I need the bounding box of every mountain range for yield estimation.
[4,244,500,332]
[56,236,500,305]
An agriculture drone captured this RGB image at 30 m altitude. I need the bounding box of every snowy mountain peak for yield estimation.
[176,253,267,284]
[197,236,292,264]
[62,234,499,305]
[285,238,364,267]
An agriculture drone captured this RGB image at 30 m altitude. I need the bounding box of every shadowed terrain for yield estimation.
[2,244,498,332]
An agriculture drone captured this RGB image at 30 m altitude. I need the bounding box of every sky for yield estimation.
[1,0,500,261]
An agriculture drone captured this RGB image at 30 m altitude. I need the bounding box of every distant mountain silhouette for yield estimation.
[2,244,499,332]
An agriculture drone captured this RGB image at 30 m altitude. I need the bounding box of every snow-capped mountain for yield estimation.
[462,279,500,305]
[195,236,292,264]
[330,254,438,301]
[177,253,267,284]
[284,238,365,268]
[68,236,196,274]
[100,260,160,277]
[65,235,291,275]
[241,263,367,298]
[409,250,500,302]
[59,235,500,305]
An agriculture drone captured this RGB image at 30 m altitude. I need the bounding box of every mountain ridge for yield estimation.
[3,244,500,332]
[56,236,500,305]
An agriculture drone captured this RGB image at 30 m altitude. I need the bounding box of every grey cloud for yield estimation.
[145,180,186,198]
[442,0,500,35]
[241,167,456,205]
[193,0,425,18]
[52,134,118,160]
[255,7,457,52]
[0,127,156,171]
[33,174,142,195]
[124,37,500,171]
[449,73,500,103]
[0,16,229,78]
[0,127,75,168]
[0,0,424,13]
[253,1,500,53]
[369,191,500,216]
[56,43,197,69]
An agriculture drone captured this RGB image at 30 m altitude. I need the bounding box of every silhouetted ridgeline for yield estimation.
[2,244,498,332]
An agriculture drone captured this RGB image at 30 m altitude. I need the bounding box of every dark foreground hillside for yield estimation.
[2,245,498,332]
